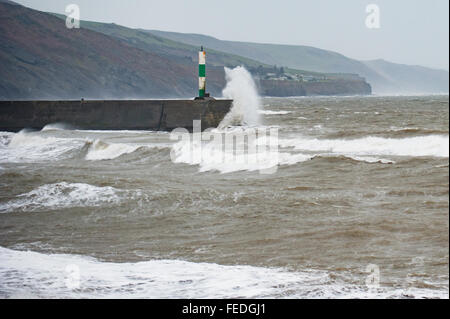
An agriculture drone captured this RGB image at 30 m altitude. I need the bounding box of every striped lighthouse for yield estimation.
[198,46,206,98]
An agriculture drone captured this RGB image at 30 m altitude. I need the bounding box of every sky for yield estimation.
[13,0,450,70]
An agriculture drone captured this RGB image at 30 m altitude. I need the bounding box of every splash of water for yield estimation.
[219,66,261,128]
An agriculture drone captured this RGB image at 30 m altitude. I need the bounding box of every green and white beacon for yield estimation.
[195,46,212,100]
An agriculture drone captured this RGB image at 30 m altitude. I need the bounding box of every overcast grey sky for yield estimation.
[14,0,449,70]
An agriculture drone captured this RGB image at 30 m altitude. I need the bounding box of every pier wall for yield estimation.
[0,99,232,132]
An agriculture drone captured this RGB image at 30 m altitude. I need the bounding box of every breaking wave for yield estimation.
[313,155,396,164]
[0,131,170,163]
[0,131,87,163]
[259,110,292,115]
[280,135,449,158]
[170,131,447,173]
[171,137,311,174]
[0,247,446,299]
[0,182,123,213]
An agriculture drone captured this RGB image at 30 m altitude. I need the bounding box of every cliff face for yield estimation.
[258,79,372,96]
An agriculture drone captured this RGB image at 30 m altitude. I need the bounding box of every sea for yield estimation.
[0,94,448,299]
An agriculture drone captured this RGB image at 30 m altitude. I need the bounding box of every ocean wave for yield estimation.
[0,182,123,213]
[0,247,446,299]
[387,127,448,135]
[170,137,313,174]
[280,135,449,158]
[259,110,292,115]
[0,131,169,163]
[314,155,396,164]
[170,140,398,174]
[85,139,170,161]
[0,131,88,163]
[170,130,411,174]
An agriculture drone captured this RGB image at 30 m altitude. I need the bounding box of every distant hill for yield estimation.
[0,2,200,99]
[148,30,449,94]
[0,2,372,99]
[362,59,449,94]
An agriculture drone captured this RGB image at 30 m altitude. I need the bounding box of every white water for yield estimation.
[0,247,446,299]
[0,182,123,213]
[219,66,261,127]
[259,110,292,115]
[170,133,312,174]
[0,131,171,163]
[170,132,448,174]
[280,135,449,158]
[0,131,87,163]
[3,129,446,174]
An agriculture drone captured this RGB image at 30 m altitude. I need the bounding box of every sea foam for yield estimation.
[0,182,122,213]
[0,247,447,299]
[1,131,87,163]
[280,135,449,158]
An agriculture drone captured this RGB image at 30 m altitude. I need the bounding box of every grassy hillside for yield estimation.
[148,30,448,94]
[0,2,204,99]
[0,1,372,99]
[52,13,331,80]
[51,13,267,71]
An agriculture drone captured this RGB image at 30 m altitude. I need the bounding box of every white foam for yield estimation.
[1,132,86,163]
[0,182,122,213]
[75,129,155,134]
[219,66,261,127]
[259,110,292,115]
[345,156,395,164]
[170,129,311,174]
[280,135,449,158]
[171,132,447,173]
[170,130,418,173]
[0,247,446,299]
[85,140,171,161]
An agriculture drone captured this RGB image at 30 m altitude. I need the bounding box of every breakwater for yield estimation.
[0,99,232,132]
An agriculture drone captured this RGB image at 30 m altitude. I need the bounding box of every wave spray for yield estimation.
[219,66,261,128]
